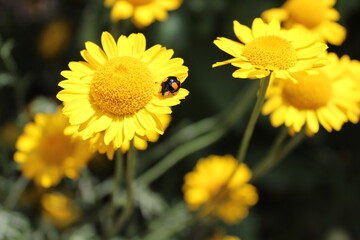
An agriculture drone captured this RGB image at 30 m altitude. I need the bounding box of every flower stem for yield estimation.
[137,83,258,186]
[109,150,123,227]
[252,127,288,180]
[110,144,136,236]
[3,176,29,210]
[236,74,271,163]
[253,130,307,180]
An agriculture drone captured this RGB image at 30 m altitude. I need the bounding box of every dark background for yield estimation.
[1,0,360,239]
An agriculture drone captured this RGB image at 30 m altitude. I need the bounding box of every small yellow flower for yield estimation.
[14,109,93,188]
[104,0,182,28]
[213,18,328,82]
[57,32,188,156]
[262,0,346,45]
[183,155,258,224]
[262,52,360,136]
[41,192,80,229]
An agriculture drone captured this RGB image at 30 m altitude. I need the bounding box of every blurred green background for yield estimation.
[1,0,360,239]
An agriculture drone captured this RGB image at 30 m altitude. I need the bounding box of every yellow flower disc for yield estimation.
[128,0,153,6]
[243,36,297,70]
[284,0,325,29]
[90,56,154,116]
[38,131,75,164]
[282,73,333,109]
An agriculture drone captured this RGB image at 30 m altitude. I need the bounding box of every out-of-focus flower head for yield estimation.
[262,52,360,136]
[41,192,80,229]
[262,0,346,46]
[104,0,183,28]
[14,108,93,188]
[183,155,258,224]
[37,19,72,60]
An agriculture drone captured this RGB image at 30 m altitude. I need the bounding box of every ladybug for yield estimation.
[160,76,181,96]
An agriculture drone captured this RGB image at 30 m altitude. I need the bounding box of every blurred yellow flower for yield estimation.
[213,18,328,82]
[41,192,80,229]
[205,235,240,240]
[104,0,182,28]
[262,0,346,46]
[183,155,258,224]
[262,52,360,136]
[37,19,71,60]
[14,109,93,188]
[56,32,188,155]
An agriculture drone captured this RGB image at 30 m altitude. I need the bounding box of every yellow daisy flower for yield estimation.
[14,109,93,188]
[183,155,258,224]
[104,0,182,28]
[262,52,360,136]
[262,0,346,46]
[213,18,328,82]
[41,192,80,229]
[335,55,360,123]
[65,114,171,160]
[56,32,188,155]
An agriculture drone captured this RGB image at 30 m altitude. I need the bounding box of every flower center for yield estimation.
[284,0,325,29]
[127,0,153,6]
[242,36,297,70]
[282,72,333,110]
[90,56,154,116]
[39,132,75,164]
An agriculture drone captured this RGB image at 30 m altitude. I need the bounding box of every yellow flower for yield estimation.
[104,0,182,28]
[262,0,346,46]
[37,19,71,60]
[14,109,93,188]
[335,55,360,123]
[65,114,171,159]
[183,155,258,224]
[213,18,328,82]
[262,52,360,136]
[57,32,188,155]
[41,192,80,229]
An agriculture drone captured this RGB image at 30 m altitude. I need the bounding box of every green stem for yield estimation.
[110,144,136,236]
[253,130,307,180]
[236,75,271,163]
[137,127,225,187]
[253,127,288,180]
[137,83,258,186]
[108,150,123,228]
[278,130,307,162]
[199,76,270,216]
[3,177,29,210]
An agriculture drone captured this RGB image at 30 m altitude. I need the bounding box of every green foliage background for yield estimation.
[1,0,360,239]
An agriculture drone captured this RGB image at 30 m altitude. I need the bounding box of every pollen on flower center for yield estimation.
[282,72,333,109]
[39,132,74,164]
[90,56,154,116]
[284,0,325,29]
[242,36,297,70]
[128,0,153,6]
